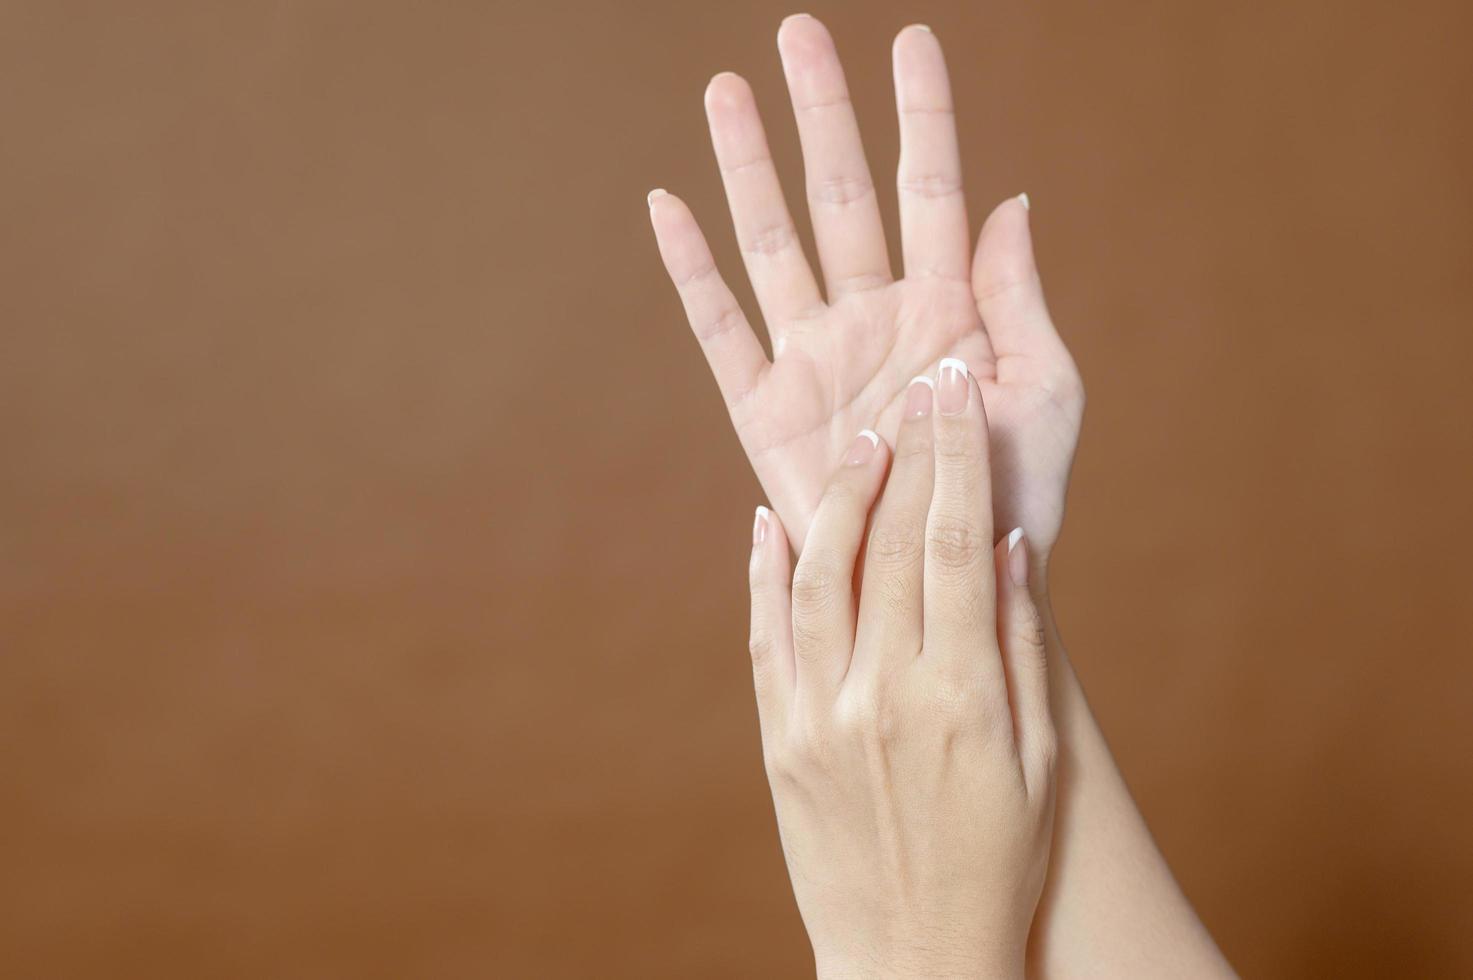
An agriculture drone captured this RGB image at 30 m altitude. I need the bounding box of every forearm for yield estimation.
[1027,588,1236,979]
[816,943,1023,980]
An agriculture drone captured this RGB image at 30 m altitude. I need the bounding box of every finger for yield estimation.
[994,528,1055,797]
[777,14,892,297]
[749,504,794,734]
[852,377,935,675]
[789,430,890,698]
[648,190,770,408]
[894,25,970,283]
[972,195,1074,373]
[923,357,999,676]
[705,72,824,335]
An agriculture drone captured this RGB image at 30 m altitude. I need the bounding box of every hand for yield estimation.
[746,361,1055,979]
[649,16,1083,557]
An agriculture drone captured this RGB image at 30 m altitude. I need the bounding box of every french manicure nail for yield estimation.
[914,23,933,33]
[937,357,970,416]
[1007,528,1028,587]
[845,429,880,466]
[1017,191,1030,211]
[904,376,934,418]
[753,505,770,546]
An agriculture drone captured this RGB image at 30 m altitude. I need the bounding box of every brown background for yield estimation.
[3,1,1471,977]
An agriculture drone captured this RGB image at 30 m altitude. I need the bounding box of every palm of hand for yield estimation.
[650,16,1082,555]
[738,276,1077,552]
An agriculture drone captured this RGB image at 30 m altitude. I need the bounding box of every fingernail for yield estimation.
[845,429,880,466]
[937,357,969,416]
[647,188,667,207]
[1007,528,1028,587]
[913,23,933,33]
[1017,191,1030,211]
[904,376,934,418]
[753,505,770,546]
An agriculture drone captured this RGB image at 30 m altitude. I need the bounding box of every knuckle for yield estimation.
[925,673,990,729]
[695,304,747,342]
[811,173,875,207]
[898,172,963,199]
[779,720,831,772]
[790,557,847,611]
[926,517,989,571]
[893,435,933,462]
[763,741,801,784]
[748,627,778,669]
[1013,605,1048,657]
[866,520,926,572]
[835,684,902,746]
[742,221,798,257]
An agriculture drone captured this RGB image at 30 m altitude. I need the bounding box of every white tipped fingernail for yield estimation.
[647,188,667,207]
[753,505,771,546]
[1017,192,1030,211]
[845,429,881,466]
[904,377,934,417]
[937,358,969,415]
[914,24,933,33]
[1006,528,1028,586]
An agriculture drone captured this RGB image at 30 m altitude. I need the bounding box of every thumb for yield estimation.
[972,195,1069,369]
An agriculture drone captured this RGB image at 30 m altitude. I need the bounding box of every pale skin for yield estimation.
[749,364,1055,979]
[650,14,1235,978]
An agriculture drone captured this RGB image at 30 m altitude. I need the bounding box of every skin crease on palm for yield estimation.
[648,16,1083,556]
[650,14,1235,980]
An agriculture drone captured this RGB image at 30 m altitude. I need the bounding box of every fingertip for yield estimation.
[777,11,829,53]
[932,357,990,443]
[902,375,934,420]
[752,504,772,548]
[1006,527,1028,588]
[777,10,824,41]
[647,191,705,267]
[704,71,751,113]
[975,194,1037,272]
[646,188,678,228]
[894,22,939,55]
[647,187,685,226]
[835,429,892,525]
[935,356,971,417]
[972,195,1060,360]
[750,504,790,581]
[842,427,886,468]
